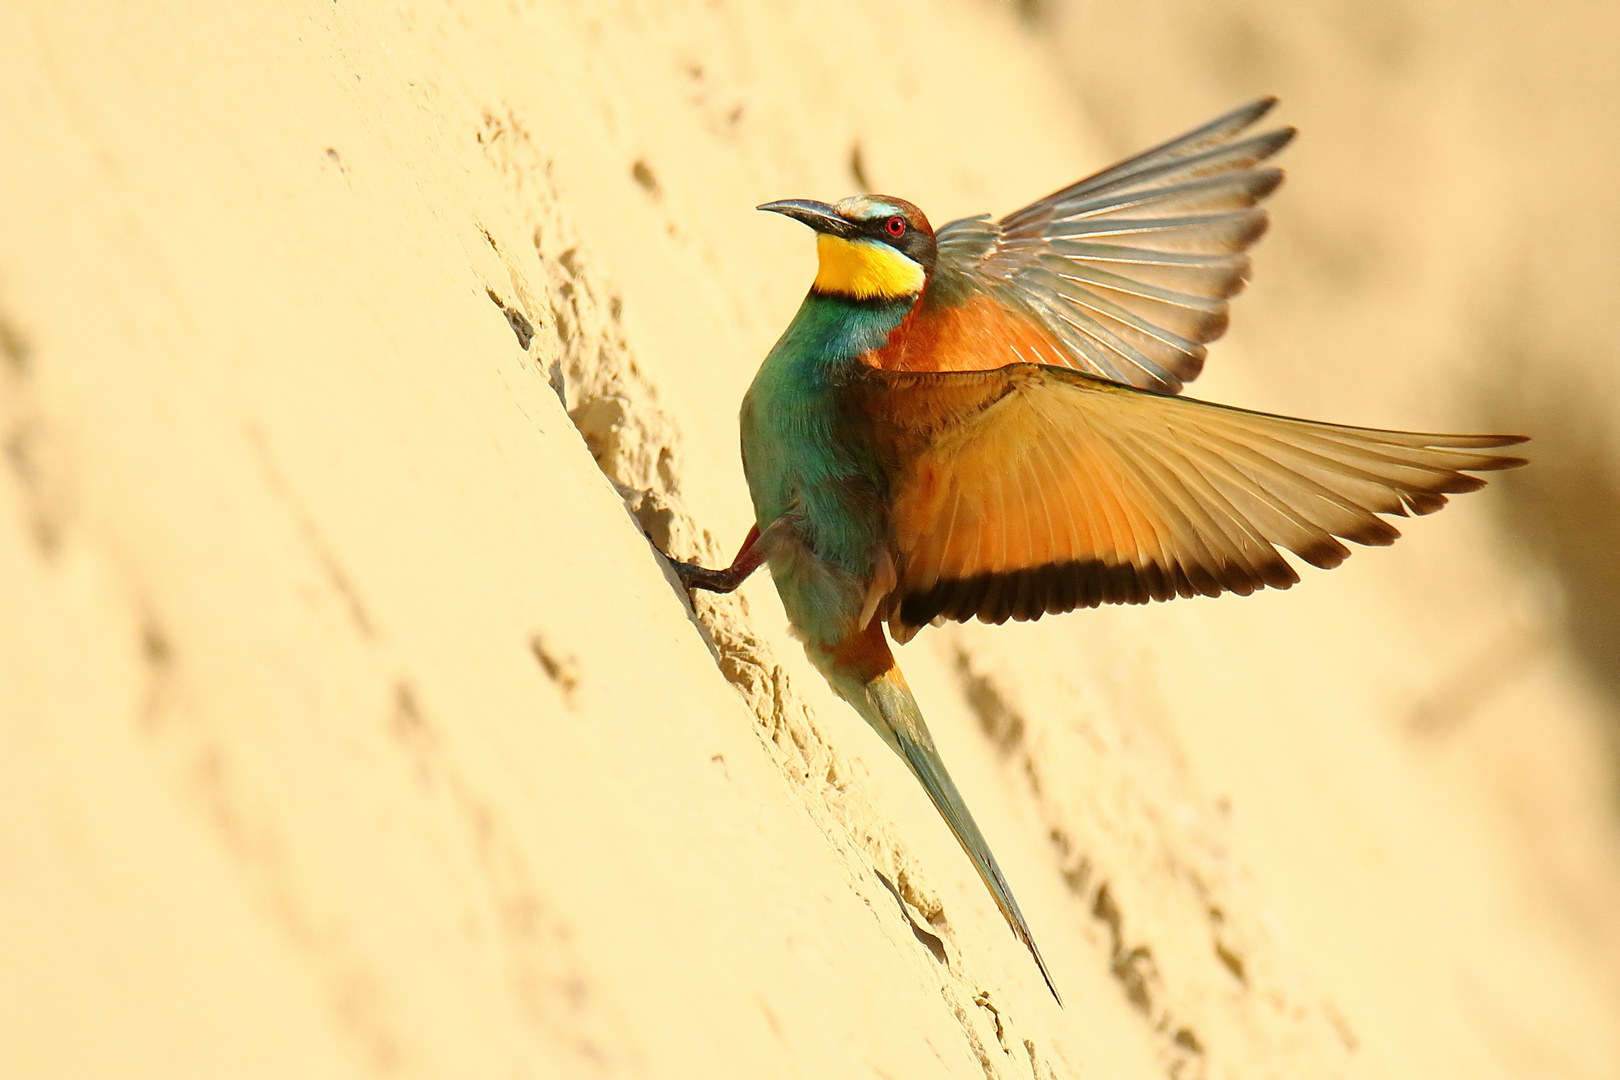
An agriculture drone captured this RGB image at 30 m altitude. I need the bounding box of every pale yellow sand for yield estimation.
[2,3,1617,1077]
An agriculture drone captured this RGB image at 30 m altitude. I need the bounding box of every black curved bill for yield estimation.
[757,199,855,238]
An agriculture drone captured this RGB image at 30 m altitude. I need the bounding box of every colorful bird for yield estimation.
[662,99,1525,1003]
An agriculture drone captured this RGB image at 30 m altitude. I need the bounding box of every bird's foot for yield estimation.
[659,523,764,595]
[668,558,747,593]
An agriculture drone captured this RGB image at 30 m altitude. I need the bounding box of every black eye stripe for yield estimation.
[863,214,905,240]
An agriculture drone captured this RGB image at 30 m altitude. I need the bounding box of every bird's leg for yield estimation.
[665,523,764,593]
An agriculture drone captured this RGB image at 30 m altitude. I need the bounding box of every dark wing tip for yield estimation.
[1233,96,1280,126]
[1292,534,1354,568]
[897,553,1322,632]
[1438,433,1530,450]
[1340,517,1405,547]
[1193,307,1233,345]
[1249,166,1287,202]
[1403,490,1452,516]
[1253,556,1302,591]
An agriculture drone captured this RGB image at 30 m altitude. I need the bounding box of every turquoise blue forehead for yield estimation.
[833,194,903,222]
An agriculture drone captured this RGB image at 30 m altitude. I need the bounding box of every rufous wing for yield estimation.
[849,364,1527,643]
[873,99,1295,393]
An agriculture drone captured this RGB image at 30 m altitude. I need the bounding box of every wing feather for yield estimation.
[1109,430,1250,596]
[850,364,1527,639]
[1011,118,1295,216]
[868,100,1295,393]
[1030,432,1085,613]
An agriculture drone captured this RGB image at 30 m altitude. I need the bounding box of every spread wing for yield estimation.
[873,99,1294,394]
[850,365,1527,643]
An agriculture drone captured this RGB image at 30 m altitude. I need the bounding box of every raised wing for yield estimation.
[849,365,1526,643]
[873,99,1294,394]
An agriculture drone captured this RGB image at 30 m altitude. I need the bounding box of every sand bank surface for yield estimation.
[2,2,1617,1077]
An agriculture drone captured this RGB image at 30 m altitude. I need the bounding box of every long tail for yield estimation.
[811,621,1061,1004]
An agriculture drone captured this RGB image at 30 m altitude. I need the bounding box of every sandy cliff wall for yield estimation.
[2,3,1617,1078]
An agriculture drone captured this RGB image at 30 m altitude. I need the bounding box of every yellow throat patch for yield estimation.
[813,234,926,300]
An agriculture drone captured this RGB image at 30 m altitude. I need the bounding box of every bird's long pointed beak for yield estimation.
[757,199,855,238]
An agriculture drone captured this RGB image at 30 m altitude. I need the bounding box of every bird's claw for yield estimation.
[669,557,729,593]
[654,523,765,595]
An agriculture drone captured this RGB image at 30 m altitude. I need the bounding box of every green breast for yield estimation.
[740,292,911,624]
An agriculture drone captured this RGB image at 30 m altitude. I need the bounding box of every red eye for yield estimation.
[886,215,906,237]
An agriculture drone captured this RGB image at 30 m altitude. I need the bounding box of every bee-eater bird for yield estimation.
[661,99,1525,1003]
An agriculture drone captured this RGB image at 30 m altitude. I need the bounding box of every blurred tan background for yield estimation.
[1,2,1617,1078]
